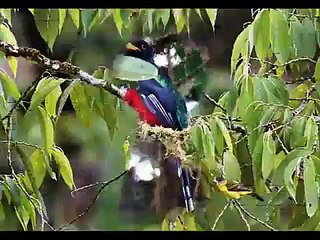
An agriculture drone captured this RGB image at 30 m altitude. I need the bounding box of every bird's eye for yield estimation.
[141,44,146,50]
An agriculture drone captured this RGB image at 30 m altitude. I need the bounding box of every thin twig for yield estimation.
[177,215,187,230]
[57,170,128,231]
[263,57,317,77]
[1,77,40,122]
[71,181,105,196]
[232,200,251,231]
[55,80,78,122]
[293,85,316,116]
[233,200,277,231]
[0,140,42,149]
[203,92,227,113]
[211,201,231,230]
[274,131,289,155]
[5,116,47,231]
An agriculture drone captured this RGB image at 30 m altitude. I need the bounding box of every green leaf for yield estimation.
[68,9,80,29]
[14,205,28,231]
[315,19,320,48]
[30,149,47,189]
[301,18,316,58]
[253,9,270,61]
[284,156,300,202]
[210,118,224,156]
[191,124,204,161]
[269,186,290,206]
[160,9,171,29]
[295,209,320,230]
[30,78,65,111]
[0,96,8,118]
[254,76,289,105]
[1,9,11,25]
[161,217,170,230]
[289,84,308,108]
[259,107,276,126]
[173,9,185,33]
[185,9,191,34]
[45,84,62,118]
[183,213,198,230]
[52,147,75,190]
[0,22,16,45]
[273,149,311,185]
[47,9,59,50]
[314,58,320,82]
[37,106,54,152]
[0,24,18,77]
[123,139,131,170]
[8,56,18,79]
[205,9,217,31]
[0,203,5,221]
[70,83,94,128]
[0,69,20,100]
[81,9,97,37]
[304,158,318,217]
[113,9,123,36]
[269,9,290,64]
[89,68,119,139]
[290,116,307,148]
[223,150,241,181]
[304,117,318,150]
[215,117,233,152]
[59,9,66,33]
[112,55,159,81]
[201,125,217,172]
[311,155,320,178]
[290,16,316,59]
[28,9,35,15]
[91,87,119,140]
[34,9,59,50]
[98,9,112,25]
[147,9,154,33]
[19,188,35,229]
[290,16,304,58]
[195,9,202,20]
[231,26,249,72]
[2,181,11,204]
[262,130,276,180]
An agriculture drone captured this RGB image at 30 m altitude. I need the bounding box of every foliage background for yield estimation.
[2,8,320,231]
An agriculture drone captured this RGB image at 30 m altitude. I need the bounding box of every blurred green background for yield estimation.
[0,9,258,230]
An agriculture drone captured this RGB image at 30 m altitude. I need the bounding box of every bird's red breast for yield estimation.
[123,89,161,126]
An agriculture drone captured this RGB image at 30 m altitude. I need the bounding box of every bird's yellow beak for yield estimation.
[126,42,141,51]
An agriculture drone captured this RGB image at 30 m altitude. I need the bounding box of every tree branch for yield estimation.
[0,40,121,100]
[203,92,226,113]
[211,201,231,230]
[233,200,277,231]
[263,57,317,77]
[56,170,128,231]
[4,115,50,231]
[232,200,251,231]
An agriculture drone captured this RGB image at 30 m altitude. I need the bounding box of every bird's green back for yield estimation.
[158,74,189,129]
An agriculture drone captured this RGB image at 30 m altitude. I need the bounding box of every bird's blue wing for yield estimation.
[138,78,189,130]
[140,92,179,129]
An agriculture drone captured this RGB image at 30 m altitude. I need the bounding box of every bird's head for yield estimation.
[124,39,154,62]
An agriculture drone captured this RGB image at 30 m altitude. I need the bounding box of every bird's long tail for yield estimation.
[175,158,194,212]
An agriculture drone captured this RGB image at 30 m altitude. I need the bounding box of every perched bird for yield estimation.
[214,177,264,201]
[118,39,195,213]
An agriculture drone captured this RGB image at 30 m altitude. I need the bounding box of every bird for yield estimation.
[118,39,195,213]
[214,177,264,201]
